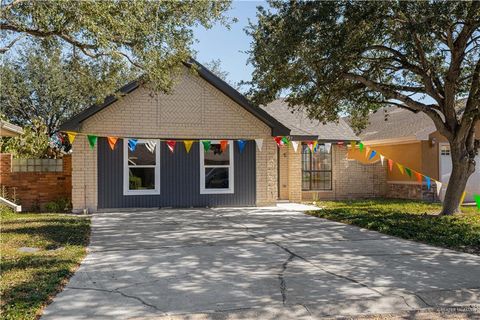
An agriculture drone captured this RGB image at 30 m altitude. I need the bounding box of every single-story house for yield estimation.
[349,105,480,202]
[60,61,385,212]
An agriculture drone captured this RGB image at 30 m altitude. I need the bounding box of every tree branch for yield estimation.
[0,34,25,53]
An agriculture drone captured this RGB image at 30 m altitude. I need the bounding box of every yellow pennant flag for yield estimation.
[67,131,77,144]
[184,140,194,153]
[350,141,356,149]
[396,163,405,175]
[460,191,467,205]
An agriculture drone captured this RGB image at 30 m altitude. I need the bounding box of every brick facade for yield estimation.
[72,69,277,212]
[0,153,72,210]
[279,145,387,202]
[386,182,439,202]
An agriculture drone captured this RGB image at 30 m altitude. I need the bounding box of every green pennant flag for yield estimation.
[281,136,289,145]
[202,140,211,152]
[474,194,480,210]
[405,167,412,178]
[87,135,98,150]
[359,142,364,152]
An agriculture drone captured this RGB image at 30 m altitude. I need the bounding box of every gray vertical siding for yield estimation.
[97,138,256,208]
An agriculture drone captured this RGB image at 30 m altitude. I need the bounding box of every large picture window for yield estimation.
[200,140,234,194]
[302,143,332,191]
[123,139,160,195]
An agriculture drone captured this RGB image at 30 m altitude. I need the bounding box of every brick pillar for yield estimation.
[288,145,302,202]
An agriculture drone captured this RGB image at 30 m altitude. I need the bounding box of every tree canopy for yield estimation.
[247,1,480,214]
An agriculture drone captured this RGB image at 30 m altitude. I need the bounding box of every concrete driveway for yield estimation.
[43,206,480,319]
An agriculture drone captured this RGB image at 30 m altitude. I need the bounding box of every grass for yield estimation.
[0,208,90,320]
[307,199,480,255]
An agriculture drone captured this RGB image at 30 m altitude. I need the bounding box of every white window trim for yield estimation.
[200,140,234,194]
[123,139,160,196]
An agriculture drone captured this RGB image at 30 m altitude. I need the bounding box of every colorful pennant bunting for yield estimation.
[396,163,405,175]
[255,139,263,152]
[460,191,467,205]
[405,167,412,178]
[107,137,118,150]
[425,176,431,190]
[435,180,443,196]
[87,135,97,150]
[184,140,193,153]
[274,136,283,147]
[237,140,247,153]
[359,142,364,152]
[474,194,480,209]
[368,150,377,160]
[202,140,211,152]
[145,140,156,153]
[415,172,422,183]
[67,132,77,144]
[324,143,332,153]
[219,140,228,153]
[388,159,394,172]
[166,140,176,153]
[380,154,385,166]
[128,139,138,152]
[291,141,299,153]
[281,136,289,146]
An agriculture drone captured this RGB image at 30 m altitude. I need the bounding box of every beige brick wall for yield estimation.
[280,144,387,202]
[71,69,276,211]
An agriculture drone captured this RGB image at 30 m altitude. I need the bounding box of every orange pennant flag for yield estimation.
[365,146,371,157]
[220,140,228,152]
[107,137,118,150]
[415,172,423,183]
[183,140,193,153]
[387,159,394,172]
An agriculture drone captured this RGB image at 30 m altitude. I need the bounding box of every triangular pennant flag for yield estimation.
[380,154,385,166]
[128,139,138,152]
[405,167,412,178]
[365,146,371,157]
[107,137,118,150]
[350,141,356,150]
[184,140,193,153]
[274,136,282,147]
[337,141,344,148]
[368,150,377,160]
[388,159,394,172]
[220,140,228,152]
[67,131,77,144]
[307,141,315,153]
[415,172,423,183]
[324,142,332,153]
[291,141,299,153]
[425,176,431,190]
[460,191,467,205]
[237,140,247,153]
[255,139,263,152]
[145,140,156,153]
[473,194,480,209]
[434,180,442,196]
[281,136,289,146]
[202,140,211,152]
[313,141,318,152]
[166,140,176,153]
[87,135,97,150]
[359,142,364,152]
[396,163,405,175]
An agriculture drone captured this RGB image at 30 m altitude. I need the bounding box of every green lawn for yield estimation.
[307,199,480,255]
[0,208,90,320]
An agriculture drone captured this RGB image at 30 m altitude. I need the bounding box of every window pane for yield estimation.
[302,144,310,171]
[312,145,331,171]
[205,167,229,189]
[129,167,155,190]
[204,143,230,165]
[302,172,311,190]
[311,172,332,190]
[128,143,156,166]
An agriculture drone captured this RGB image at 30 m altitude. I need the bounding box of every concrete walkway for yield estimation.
[42,206,480,319]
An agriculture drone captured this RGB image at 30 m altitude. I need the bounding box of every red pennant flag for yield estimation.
[274,136,282,147]
[337,141,344,148]
[107,137,118,150]
[220,140,228,152]
[387,159,394,172]
[307,141,315,153]
[166,140,176,153]
[415,172,423,183]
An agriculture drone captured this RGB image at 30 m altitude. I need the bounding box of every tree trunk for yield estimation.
[440,143,476,215]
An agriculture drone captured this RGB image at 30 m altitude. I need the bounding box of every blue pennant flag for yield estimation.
[128,139,138,152]
[237,140,247,153]
[368,150,377,160]
[425,176,431,190]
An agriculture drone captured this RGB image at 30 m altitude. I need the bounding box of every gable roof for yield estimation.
[261,99,359,142]
[59,59,290,136]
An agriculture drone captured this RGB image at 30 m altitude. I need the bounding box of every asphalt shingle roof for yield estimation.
[261,99,359,141]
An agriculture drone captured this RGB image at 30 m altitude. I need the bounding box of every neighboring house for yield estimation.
[350,106,480,202]
[60,61,385,213]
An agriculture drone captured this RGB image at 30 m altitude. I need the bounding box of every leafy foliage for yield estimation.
[308,200,480,254]
[0,118,50,158]
[1,1,232,93]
